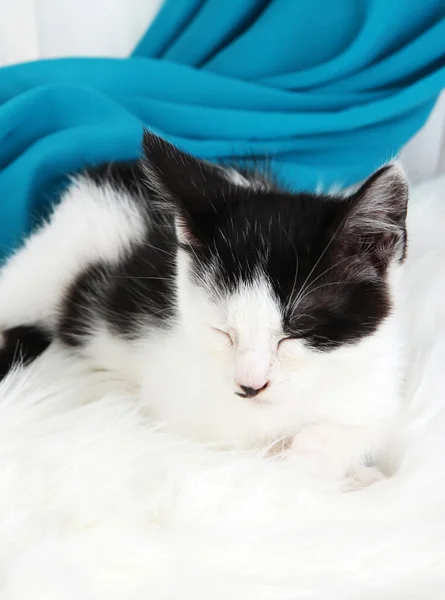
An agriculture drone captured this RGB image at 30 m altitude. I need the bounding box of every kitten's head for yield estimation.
[142,131,407,411]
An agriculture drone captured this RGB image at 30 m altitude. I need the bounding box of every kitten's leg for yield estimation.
[0,176,146,367]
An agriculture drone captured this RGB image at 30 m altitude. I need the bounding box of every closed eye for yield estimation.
[212,327,233,345]
[278,335,302,347]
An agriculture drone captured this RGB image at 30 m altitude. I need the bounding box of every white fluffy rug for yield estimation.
[1,176,445,599]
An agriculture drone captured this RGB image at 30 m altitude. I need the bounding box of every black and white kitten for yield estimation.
[0,131,408,483]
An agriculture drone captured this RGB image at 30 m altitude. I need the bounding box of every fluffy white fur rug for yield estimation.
[1,175,445,599]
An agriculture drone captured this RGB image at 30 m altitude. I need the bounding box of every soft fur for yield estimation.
[0,174,444,598]
[0,133,410,484]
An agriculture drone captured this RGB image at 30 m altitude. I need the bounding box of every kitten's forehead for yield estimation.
[207,191,338,297]
[229,190,339,238]
[225,275,282,337]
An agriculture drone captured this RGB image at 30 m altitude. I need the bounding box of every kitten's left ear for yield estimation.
[342,163,409,271]
[141,130,233,245]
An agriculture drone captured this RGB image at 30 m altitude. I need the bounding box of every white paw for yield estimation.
[345,464,386,491]
[287,423,385,488]
[288,423,349,480]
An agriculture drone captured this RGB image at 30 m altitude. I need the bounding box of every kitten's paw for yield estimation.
[287,423,384,488]
[345,464,386,491]
[288,423,351,480]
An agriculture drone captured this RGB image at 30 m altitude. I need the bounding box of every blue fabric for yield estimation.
[1,0,445,259]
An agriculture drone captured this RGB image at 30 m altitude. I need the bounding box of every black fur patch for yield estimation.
[59,161,177,345]
[0,325,52,379]
[58,236,177,345]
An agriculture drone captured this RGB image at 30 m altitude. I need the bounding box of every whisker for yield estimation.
[296,281,355,307]
[182,239,206,273]
[139,241,177,259]
[294,313,317,321]
[146,306,176,319]
[110,276,172,281]
[290,255,355,312]
[278,225,299,314]
[292,214,348,308]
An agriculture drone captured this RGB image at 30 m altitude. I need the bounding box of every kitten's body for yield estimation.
[0,133,408,482]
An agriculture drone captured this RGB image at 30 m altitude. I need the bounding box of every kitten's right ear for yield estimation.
[141,130,235,245]
[340,163,409,272]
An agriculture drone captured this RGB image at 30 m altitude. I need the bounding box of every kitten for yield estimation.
[0,131,408,484]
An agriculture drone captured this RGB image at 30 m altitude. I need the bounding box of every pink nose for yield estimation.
[235,348,271,398]
[236,382,270,398]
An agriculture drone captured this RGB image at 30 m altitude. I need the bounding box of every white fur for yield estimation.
[0,175,445,597]
[0,176,145,329]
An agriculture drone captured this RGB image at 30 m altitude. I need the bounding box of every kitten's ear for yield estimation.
[141,130,233,245]
[341,163,408,271]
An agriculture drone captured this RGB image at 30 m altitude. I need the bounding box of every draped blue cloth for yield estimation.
[1,0,445,260]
